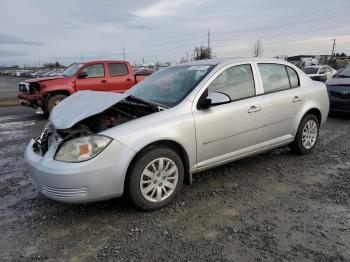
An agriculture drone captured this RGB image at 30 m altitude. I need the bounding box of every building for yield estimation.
[287,55,318,68]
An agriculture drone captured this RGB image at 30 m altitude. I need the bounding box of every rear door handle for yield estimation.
[292,96,302,102]
[126,78,132,82]
[248,105,261,113]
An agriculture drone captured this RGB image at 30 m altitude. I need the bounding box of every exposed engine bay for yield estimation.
[33,95,165,155]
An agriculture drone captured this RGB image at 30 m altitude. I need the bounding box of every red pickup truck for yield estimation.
[18,60,150,114]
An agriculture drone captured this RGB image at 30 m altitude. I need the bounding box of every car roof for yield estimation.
[176,57,293,67]
[303,65,327,68]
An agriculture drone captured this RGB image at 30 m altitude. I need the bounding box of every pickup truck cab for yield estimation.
[18,60,149,114]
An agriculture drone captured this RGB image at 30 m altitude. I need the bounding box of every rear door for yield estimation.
[257,63,304,142]
[105,62,135,92]
[193,63,265,168]
[75,63,108,91]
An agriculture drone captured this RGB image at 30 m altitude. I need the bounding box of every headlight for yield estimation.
[54,135,112,162]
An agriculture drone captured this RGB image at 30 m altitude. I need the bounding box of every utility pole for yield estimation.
[123,46,126,60]
[207,29,211,59]
[331,39,336,56]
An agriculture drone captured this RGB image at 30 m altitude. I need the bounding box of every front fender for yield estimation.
[42,85,75,95]
[101,102,198,172]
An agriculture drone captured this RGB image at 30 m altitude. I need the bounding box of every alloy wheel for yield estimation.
[139,157,179,203]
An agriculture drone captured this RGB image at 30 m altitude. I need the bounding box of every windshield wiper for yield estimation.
[337,74,350,78]
[128,95,169,109]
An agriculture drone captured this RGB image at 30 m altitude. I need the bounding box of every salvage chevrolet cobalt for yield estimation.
[25,58,329,210]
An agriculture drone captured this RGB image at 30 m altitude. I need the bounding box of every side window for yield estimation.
[286,66,300,88]
[208,64,255,101]
[325,67,331,73]
[318,67,325,74]
[81,64,105,78]
[108,63,128,76]
[258,64,290,93]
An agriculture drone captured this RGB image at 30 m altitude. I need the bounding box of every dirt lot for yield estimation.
[0,76,349,261]
[0,76,25,106]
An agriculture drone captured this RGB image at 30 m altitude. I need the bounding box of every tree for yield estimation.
[192,45,212,60]
[253,40,263,57]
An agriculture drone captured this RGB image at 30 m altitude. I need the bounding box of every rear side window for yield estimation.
[258,64,299,93]
[108,63,129,76]
[286,66,299,88]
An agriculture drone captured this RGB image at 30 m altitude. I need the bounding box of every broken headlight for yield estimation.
[54,135,112,162]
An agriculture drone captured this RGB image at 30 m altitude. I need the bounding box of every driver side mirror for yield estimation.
[197,91,231,110]
[78,71,88,79]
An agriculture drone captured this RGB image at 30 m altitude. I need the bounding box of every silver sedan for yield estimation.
[25,58,329,210]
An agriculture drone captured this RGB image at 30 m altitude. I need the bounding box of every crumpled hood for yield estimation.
[326,77,350,86]
[25,76,65,83]
[50,91,128,129]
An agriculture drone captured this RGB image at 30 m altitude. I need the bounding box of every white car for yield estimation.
[302,66,337,82]
[25,58,330,210]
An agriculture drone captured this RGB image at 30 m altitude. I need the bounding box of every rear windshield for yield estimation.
[302,67,319,74]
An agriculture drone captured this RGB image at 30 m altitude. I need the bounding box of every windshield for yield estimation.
[337,66,350,77]
[61,63,84,77]
[302,67,319,74]
[127,65,215,107]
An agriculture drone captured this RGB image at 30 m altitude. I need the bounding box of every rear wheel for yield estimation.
[290,114,319,154]
[46,94,67,114]
[126,147,184,211]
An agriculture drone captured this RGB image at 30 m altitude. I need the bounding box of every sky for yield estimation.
[0,0,349,66]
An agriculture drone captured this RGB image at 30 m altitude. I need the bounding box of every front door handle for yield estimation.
[292,96,302,102]
[248,105,261,113]
[101,79,107,83]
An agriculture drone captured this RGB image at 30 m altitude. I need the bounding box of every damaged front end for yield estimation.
[33,91,164,160]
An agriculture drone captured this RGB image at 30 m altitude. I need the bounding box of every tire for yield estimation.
[289,114,320,155]
[46,94,67,114]
[126,146,184,211]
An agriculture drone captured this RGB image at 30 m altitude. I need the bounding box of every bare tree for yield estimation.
[192,45,212,60]
[253,40,263,57]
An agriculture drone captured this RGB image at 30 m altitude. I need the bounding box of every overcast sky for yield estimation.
[0,0,349,66]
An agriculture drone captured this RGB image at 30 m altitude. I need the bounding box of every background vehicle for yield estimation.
[326,65,350,113]
[302,65,337,82]
[18,60,151,114]
[25,58,329,210]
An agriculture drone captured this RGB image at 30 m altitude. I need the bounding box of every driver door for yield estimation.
[75,63,108,91]
[193,63,265,169]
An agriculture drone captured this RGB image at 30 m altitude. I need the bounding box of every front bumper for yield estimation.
[329,96,350,113]
[24,139,136,203]
[18,92,43,109]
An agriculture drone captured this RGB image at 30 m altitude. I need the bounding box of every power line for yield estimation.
[121,4,350,49]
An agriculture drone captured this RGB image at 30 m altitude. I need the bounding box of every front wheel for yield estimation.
[290,114,320,154]
[46,94,67,114]
[126,147,184,211]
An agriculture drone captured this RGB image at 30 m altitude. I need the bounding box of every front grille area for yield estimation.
[330,100,350,111]
[19,82,30,93]
[41,185,88,199]
[329,91,350,99]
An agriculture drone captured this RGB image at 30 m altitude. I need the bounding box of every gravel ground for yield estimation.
[0,77,349,261]
[0,76,26,106]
